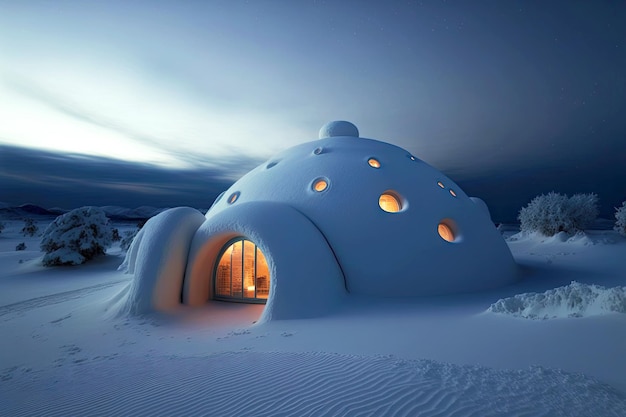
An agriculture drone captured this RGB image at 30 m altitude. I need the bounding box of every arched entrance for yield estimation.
[214,238,270,303]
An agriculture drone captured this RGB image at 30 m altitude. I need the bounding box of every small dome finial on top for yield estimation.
[318,121,359,139]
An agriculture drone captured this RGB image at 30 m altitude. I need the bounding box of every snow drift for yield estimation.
[488,281,626,319]
[114,207,205,315]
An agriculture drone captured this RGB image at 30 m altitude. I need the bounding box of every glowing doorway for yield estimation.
[214,238,270,303]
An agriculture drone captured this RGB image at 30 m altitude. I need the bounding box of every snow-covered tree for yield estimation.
[518,192,598,236]
[22,218,38,237]
[566,193,599,231]
[40,207,114,266]
[615,201,626,236]
[16,242,26,251]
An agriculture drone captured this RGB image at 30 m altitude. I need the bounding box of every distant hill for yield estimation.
[0,203,173,221]
[98,206,169,220]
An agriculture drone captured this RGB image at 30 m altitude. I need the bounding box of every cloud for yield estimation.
[0,144,262,209]
[3,73,240,168]
[3,142,625,223]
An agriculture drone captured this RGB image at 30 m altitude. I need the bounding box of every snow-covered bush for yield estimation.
[22,218,38,237]
[518,192,598,236]
[566,193,600,231]
[615,201,626,236]
[40,207,114,266]
[112,228,121,242]
[16,242,26,251]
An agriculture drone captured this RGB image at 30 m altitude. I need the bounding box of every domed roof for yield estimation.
[318,120,360,138]
[205,122,516,297]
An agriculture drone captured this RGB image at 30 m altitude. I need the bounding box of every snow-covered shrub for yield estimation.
[112,228,121,242]
[22,218,38,236]
[518,192,598,236]
[566,193,599,231]
[16,242,26,251]
[40,207,114,266]
[615,201,626,236]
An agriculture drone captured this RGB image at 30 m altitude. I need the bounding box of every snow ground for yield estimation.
[1,218,625,416]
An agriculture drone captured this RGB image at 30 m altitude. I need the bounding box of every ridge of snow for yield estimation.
[488,281,626,319]
[507,230,618,245]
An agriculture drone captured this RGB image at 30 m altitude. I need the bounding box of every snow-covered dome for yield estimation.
[318,120,359,138]
[120,121,518,322]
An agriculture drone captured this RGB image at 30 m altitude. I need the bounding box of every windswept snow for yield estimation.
[488,281,626,319]
[3,352,626,417]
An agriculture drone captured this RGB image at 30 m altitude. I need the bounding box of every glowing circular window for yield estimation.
[438,223,455,242]
[379,192,402,213]
[409,155,417,161]
[313,178,328,192]
[449,189,457,197]
[228,192,240,204]
[368,158,381,168]
[437,181,445,189]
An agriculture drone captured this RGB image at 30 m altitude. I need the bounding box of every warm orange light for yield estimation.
[449,189,457,197]
[368,158,381,168]
[379,193,401,213]
[228,192,239,204]
[255,247,269,299]
[215,239,270,301]
[438,223,455,242]
[437,181,445,188]
[313,179,328,192]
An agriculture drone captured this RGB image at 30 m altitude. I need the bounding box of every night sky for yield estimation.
[1,1,624,222]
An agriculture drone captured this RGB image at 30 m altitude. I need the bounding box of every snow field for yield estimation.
[3,351,626,417]
[2,217,626,416]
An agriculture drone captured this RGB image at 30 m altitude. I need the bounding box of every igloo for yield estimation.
[118,121,518,322]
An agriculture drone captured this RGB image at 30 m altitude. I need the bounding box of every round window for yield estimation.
[438,223,455,242]
[313,178,328,192]
[379,192,402,213]
[228,192,240,204]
